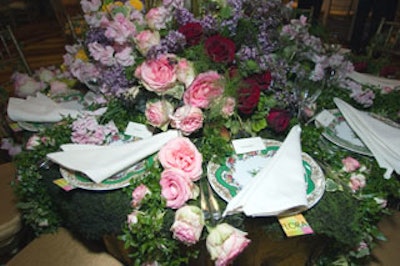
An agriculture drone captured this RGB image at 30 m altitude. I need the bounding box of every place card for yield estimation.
[125,122,153,139]
[278,214,314,237]
[232,137,265,154]
[315,109,336,128]
[53,178,75,191]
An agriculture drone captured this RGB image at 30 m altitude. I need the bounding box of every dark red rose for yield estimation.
[204,35,236,63]
[266,108,291,133]
[353,62,368,73]
[237,79,261,115]
[178,22,203,46]
[379,65,398,78]
[247,71,272,91]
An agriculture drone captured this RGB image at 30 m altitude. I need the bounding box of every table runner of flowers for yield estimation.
[2,0,400,265]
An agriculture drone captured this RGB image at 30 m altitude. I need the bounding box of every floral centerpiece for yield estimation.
[6,0,400,265]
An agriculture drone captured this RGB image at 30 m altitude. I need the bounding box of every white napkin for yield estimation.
[7,92,83,122]
[223,125,308,217]
[47,130,179,183]
[347,71,400,91]
[334,98,400,179]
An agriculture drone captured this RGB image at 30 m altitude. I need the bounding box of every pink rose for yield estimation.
[12,72,43,98]
[26,135,41,150]
[342,156,360,172]
[176,58,195,87]
[135,54,177,93]
[145,100,174,129]
[221,97,236,117]
[349,173,366,192]
[158,137,203,181]
[170,205,205,245]
[206,223,250,266]
[183,71,224,109]
[145,7,170,30]
[131,184,151,208]
[159,168,198,209]
[170,106,204,136]
[135,30,160,55]
[127,210,139,227]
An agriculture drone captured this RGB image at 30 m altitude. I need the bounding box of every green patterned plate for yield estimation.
[207,139,325,210]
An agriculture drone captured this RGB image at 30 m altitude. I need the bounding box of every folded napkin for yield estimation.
[7,92,83,122]
[223,125,308,217]
[47,130,179,183]
[334,98,400,179]
[347,71,400,91]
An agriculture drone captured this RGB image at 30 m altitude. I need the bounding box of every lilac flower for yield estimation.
[88,42,116,66]
[115,47,135,66]
[71,116,118,145]
[80,0,102,13]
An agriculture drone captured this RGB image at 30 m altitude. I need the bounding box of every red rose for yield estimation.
[178,22,203,46]
[246,71,272,91]
[353,62,368,73]
[237,79,261,115]
[379,65,398,78]
[266,108,291,133]
[204,35,236,63]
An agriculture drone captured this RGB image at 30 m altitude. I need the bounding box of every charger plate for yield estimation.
[207,139,325,211]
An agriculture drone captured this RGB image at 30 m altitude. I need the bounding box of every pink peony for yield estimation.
[145,100,174,129]
[158,137,203,181]
[135,54,178,93]
[342,156,360,172]
[206,223,251,266]
[159,168,198,209]
[135,30,160,56]
[170,205,205,245]
[170,106,204,136]
[183,71,224,109]
[12,72,43,98]
[131,184,151,208]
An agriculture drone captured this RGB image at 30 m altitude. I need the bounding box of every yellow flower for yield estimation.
[75,49,88,61]
[128,0,144,11]
[102,1,123,12]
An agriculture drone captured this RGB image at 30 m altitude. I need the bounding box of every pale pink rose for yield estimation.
[158,137,203,181]
[12,72,43,98]
[145,100,174,129]
[183,71,224,109]
[342,156,360,172]
[349,173,366,192]
[127,210,139,226]
[131,184,151,208]
[374,197,388,208]
[176,58,195,87]
[381,86,393,94]
[37,67,56,83]
[145,7,170,30]
[134,55,177,93]
[159,168,198,209]
[115,47,134,66]
[221,97,235,117]
[26,135,41,150]
[50,80,69,94]
[135,30,160,55]
[170,205,205,245]
[170,106,204,136]
[206,223,251,266]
